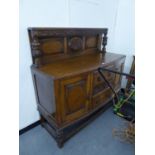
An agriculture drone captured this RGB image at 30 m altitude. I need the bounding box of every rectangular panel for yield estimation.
[85,36,98,49]
[60,74,91,123]
[34,74,56,115]
[65,80,86,114]
[40,38,64,55]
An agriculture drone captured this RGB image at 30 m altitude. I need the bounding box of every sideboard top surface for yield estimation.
[35,52,125,79]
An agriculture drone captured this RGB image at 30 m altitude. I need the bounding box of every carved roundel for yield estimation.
[68,37,83,51]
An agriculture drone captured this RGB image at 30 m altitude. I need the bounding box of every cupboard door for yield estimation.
[60,74,91,123]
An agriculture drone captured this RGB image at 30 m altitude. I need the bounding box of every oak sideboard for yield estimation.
[28,28,125,147]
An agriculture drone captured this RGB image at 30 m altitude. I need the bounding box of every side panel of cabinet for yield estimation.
[31,69,57,123]
[59,74,91,124]
[114,60,125,90]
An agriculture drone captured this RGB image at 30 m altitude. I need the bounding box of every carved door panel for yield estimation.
[60,74,91,123]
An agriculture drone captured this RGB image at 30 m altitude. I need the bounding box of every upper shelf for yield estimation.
[28,28,108,67]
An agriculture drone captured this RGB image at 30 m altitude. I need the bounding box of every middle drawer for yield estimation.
[92,88,113,108]
[93,65,115,87]
[93,65,115,95]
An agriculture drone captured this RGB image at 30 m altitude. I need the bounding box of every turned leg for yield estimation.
[57,140,64,148]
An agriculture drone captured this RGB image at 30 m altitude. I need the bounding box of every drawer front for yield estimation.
[93,64,115,95]
[93,78,115,95]
[92,88,113,108]
[93,65,115,88]
[93,71,104,86]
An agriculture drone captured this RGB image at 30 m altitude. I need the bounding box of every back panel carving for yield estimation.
[86,36,98,48]
[68,37,83,52]
[41,38,64,54]
[28,28,108,67]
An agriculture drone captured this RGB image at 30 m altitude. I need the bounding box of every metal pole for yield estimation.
[98,68,119,102]
[98,67,135,79]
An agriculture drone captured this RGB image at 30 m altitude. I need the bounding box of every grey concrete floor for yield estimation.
[19,107,134,155]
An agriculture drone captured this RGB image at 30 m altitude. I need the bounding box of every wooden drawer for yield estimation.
[93,78,115,95]
[93,64,115,95]
[92,88,113,108]
[93,65,115,88]
[93,71,104,86]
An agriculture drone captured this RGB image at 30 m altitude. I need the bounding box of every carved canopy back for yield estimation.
[28,28,108,67]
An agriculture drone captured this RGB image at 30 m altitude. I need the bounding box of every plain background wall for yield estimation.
[113,0,135,86]
[19,0,134,129]
[19,0,69,129]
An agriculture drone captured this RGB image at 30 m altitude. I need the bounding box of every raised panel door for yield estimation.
[60,74,91,123]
